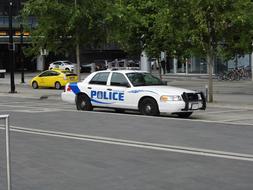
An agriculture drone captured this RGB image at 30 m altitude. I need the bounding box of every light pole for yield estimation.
[74,0,81,81]
[20,23,25,83]
[9,0,16,93]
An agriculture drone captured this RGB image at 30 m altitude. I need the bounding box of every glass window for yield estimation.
[110,73,129,87]
[63,61,73,65]
[126,72,164,86]
[89,72,109,85]
[50,71,60,76]
[53,62,61,65]
[39,71,51,77]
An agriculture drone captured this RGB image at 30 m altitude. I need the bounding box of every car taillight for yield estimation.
[66,86,72,92]
[63,74,67,80]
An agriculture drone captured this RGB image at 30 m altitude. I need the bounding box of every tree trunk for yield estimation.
[207,52,214,103]
[76,42,81,81]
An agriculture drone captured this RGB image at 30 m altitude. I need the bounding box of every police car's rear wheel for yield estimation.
[140,98,159,116]
[76,94,93,111]
[175,112,193,118]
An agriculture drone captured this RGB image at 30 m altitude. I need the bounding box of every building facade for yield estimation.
[0,0,126,71]
[0,0,38,71]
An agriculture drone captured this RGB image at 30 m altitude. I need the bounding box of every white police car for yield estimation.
[61,70,206,118]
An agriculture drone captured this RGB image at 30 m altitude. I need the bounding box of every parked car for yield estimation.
[49,60,76,72]
[30,69,78,89]
[80,63,92,73]
[107,59,139,67]
[61,69,206,117]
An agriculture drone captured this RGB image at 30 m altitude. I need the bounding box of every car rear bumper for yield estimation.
[61,92,75,104]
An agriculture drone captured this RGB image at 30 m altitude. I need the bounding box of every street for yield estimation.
[1,93,253,189]
[1,0,253,189]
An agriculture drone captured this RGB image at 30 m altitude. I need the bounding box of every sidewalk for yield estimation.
[1,72,253,110]
[0,72,89,100]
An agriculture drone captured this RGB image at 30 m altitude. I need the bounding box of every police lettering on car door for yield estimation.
[91,90,125,101]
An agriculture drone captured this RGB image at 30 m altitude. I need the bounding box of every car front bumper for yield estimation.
[158,92,206,113]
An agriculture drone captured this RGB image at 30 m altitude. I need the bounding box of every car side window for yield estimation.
[110,73,129,87]
[50,71,60,76]
[89,72,109,85]
[54,62,60,65]
[39,71,51,77]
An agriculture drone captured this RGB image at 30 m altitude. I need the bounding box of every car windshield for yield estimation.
[126,72,165,86]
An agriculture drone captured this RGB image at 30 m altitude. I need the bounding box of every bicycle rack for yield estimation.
[0,115,12,190]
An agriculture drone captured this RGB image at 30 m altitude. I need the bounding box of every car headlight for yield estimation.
[160,95,182,102]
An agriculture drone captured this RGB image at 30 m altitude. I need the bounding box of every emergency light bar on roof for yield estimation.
[107,67,140,71]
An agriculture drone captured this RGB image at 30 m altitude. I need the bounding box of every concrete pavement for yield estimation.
[1,71,253,110]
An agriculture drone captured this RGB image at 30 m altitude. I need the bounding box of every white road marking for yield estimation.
[61,109,253,127]
[1,101,253,126]
[0,103,73,112]
[1,125,253,162]
[0,101,70,106]
[221,118,253,122]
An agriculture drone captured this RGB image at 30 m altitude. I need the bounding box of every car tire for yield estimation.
[139,97,159,116]
[32,81,39,89]
[76,93,93,111]
[175,112,193,118]
[65,68,70,71]
[55,82,62,90]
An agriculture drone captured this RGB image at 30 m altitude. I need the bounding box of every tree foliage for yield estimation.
[22,0,253,101]
[110,0,253,102]
[22,0,108,56]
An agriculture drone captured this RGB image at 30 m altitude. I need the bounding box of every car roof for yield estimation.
[51,60,72,63]
[97,69,146,74]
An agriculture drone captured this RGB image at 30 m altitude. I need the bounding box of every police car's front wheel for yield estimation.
[76,94,93,111]
[139,98,159,116]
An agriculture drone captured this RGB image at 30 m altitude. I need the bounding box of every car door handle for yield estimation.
[107,88,112,91]
[88,87,92,89]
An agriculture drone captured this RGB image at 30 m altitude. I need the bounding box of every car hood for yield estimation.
[133,85,195,95]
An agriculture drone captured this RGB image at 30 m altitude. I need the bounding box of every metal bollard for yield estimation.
[0,115,12,190]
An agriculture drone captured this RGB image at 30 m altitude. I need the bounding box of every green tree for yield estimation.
[186,0,253,102]
[112,0,253,102]
[107,0,161,57]
[22,0,108,78]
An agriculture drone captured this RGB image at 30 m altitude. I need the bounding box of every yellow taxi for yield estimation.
[30,69,78,89]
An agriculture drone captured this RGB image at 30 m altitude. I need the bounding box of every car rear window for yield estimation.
[89,72,109,85]
[66,73,77,76]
